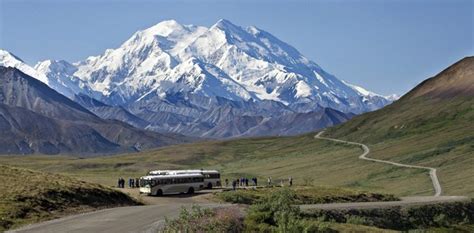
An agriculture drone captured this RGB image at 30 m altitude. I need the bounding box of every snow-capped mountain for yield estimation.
[0,50,96,100]
[1,19,394,138]
[35,19,391,113]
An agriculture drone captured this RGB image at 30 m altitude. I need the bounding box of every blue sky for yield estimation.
[0,0,472,95]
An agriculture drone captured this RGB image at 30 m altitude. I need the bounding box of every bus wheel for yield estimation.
[156,189,163,196]
[207,183,213,189]
[187,187,194,194]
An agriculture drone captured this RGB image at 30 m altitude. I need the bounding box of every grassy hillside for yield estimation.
[0,165,140,232]
[325,57,474,196]
[214,186,398,205]
[0,134,433,197]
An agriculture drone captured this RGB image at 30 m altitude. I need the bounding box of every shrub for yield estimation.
[433,213,449,227]
[304,200,474,231]
[244,188,330,233]
[163,205,243,233]
[345,215,369,225]
[217,190,259,204]
[299,220,335,233]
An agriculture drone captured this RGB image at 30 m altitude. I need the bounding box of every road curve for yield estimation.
[315,131,442,197]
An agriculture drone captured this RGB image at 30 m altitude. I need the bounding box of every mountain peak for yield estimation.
[33,20,392,114]
[141,19,185,37]
[157,19,180,26]
[211,19,240,31]
[0,49,50,84]
[0,49,25,63]
[35,59,77,74]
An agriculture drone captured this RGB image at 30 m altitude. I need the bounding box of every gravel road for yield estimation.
[315,131,442,196]
[8,203,233,233]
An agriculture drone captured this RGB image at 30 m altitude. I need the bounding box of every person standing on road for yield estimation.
[289,177,293,187]
[232,180,237,190]
[117,178,121,188]
[267,177,272,186]
[135,178,140,188]
[245,178,249,187]
[225,178,229,187]
[255,177,258,186]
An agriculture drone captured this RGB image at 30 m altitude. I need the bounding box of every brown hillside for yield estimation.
[403,57,474,100]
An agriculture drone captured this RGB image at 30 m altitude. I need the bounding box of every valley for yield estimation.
[0,133,438,197]
[0,5,472,231]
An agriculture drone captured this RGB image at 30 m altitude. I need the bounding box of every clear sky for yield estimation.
[0,0,472,95]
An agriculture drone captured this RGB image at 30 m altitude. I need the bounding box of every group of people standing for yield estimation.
[225,177,258,190]
[117,177,140,188]
[267,176,293,186]
[224,176,293,190]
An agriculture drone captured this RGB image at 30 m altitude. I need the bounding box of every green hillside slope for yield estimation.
[0,134,433,197]
[0,165,140,231]
[326,57,474,196]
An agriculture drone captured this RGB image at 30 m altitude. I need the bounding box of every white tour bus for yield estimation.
[148,169,221,189]
[139,173,204,196]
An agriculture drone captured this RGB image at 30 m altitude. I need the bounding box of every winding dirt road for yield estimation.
[315,131,442,197]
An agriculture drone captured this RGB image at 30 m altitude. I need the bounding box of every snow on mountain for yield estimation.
[34,59,100,99]
[385,94,400,101]
[0,49,97,100]
[0,49,50,84]
[32,19,392,113]
[0,19,396,138]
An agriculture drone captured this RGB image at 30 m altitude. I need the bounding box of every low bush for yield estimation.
[163,205,243,233]
[217,190,260,205]
[304,200,474,231]
[215,186,398,205]
[244,188,338,232]
[345,215,370,225]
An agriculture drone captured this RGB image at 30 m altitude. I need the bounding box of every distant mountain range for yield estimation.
[0,66,188,155]
[0,19,394,139]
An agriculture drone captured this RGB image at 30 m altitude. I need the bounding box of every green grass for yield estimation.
[0,165,140,232]
[0,134,430,197]
[326,97,474,197]
[215,186,398,205]
[304,199,474,231]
